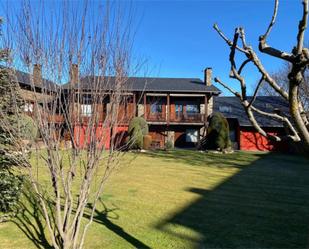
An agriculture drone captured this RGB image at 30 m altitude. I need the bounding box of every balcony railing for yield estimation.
[146,113,166,122]
[47,114,65,123]
[146,112,205,123]
[118,114,135,124]
[170,113,204,123]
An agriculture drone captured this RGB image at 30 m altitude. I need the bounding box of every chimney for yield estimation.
[70,64,79,85]
[204,67,212,86]
[33,64,42,86]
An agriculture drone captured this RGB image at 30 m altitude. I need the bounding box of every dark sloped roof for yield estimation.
[62,76,221,94]
[0,67,59,91]
[13,69,58,91]
[214,96,290,128]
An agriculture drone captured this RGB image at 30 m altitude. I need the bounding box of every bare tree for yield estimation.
[214,0,309,152]
[259,62,309,113]
[0,1,139,248]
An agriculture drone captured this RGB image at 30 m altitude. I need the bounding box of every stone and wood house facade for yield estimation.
[61,66,220,149]
[13,65,292,151]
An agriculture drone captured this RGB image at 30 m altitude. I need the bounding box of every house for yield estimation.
[213,96,290,151]
[11,64,291,152]
[61,65,221,149]
[7,66,63,138]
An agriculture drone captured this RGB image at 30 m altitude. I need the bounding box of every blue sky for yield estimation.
[130,0,303,95]
[0,0,304,95]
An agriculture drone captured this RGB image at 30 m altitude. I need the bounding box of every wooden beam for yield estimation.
[146,93,167,96]
[133,93,136,117]
[170,93,205,97]
[167,93,170,125]
[144,93,147,120]
[205,94,208,125]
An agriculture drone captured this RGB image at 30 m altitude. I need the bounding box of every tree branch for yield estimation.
[251,105,301,141]
[213,23,249,55]
[248,76,264,108]
[296,0,309,54]
[259,0,294,62]
[214,77,242,99]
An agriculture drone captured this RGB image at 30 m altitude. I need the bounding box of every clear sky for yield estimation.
[130,0,303,95]
[0,0,304,95]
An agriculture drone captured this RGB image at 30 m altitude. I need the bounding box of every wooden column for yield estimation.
[144,93,147,120]
[204,94,208,125]
[167,93,170,125]
[133,93,136,117]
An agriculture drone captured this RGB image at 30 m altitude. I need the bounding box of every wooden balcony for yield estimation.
[146,113,166,122]
[146,112,205,124]
[118,114,135,125]
[170,113,204,123]
[47,114,65,123]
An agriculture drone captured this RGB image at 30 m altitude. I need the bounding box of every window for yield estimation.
[150,103,163,113]
[219,106,232,113]
[24,103,33,112]
[150,99,163,114]
[175,104,183,115]
[265,103,273,109]
[186,129,198,143]
[186,104,198,114]
[81,104,92,116]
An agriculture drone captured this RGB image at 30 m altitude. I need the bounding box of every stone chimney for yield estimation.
[69,64,79,85]
[204,67,212,86]
[33,64,42,86]
[204,67,213,116]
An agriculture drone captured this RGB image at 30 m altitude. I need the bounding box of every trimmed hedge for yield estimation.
[206,112,231,150]
[128,117,149,150]
[165,140,174,150]
[0,171,23,212]
[18,114,38,140]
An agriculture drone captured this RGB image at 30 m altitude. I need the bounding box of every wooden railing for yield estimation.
[146,113,166,122]
[118,114,135,125]
[170,113,204,123]
[47,114,65,123]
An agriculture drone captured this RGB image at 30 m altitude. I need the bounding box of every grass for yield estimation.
[0,150,309,248]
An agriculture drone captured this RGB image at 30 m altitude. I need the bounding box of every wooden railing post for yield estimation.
[133,93,136,117]
[205,95,208,124]
[144,93,147,120]
[167,93,170,125]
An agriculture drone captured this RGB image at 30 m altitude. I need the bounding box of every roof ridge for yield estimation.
[81,75,203,80]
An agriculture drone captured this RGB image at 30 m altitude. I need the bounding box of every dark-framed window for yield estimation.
[81,104,92,116]
[151,103,163,113]
[175,104,183,115]
[150,98,164,114]
[186,104,199,114]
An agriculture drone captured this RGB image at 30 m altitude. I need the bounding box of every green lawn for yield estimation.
[0,150,309,249]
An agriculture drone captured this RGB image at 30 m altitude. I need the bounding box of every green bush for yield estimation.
[0,23,25,216]
[18,114,38,140]
[128,117,149,150]
[128,117,148,136]
[165,140,174,150]
[143,135,152,150]
[206,112,231,151]
[0,171,23,212]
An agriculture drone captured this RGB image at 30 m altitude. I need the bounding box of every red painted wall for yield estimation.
[73,125,129,150]
[73,125,111,149]
[239,127,289,152]
[112,126,128,149]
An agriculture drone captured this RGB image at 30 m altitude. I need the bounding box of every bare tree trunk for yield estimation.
[214,0,309,152]
[0,1,142,248]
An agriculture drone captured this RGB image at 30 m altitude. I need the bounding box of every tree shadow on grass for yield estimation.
[84,200,151,249]
[155,153,309,248]
[12,184,150,249]
[12,185,53,249]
